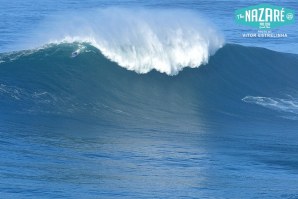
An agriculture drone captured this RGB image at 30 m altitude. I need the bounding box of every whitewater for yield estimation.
[15,8,224,75]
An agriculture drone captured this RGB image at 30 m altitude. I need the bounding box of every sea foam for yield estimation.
[242,96,298,115]
[27,8,224,75]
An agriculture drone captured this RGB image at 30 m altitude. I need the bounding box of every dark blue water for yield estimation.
[1,1,298,199]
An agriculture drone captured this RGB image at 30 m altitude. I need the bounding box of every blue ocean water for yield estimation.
[1,1,298,199]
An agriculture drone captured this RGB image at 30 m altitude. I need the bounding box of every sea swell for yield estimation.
[0,43,298,128]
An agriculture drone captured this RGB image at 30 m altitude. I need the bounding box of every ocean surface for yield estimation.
[0,1,298,198]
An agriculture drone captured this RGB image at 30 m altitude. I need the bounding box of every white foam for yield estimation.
[26,8,224,75]
[242,96,298,115]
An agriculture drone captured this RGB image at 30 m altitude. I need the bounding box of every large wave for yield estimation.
[20,8,224,75]
[1,43,298,128]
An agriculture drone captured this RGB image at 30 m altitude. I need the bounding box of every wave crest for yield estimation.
[27,8,224,75]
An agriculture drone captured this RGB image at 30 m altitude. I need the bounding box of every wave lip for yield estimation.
[26,8,224,75]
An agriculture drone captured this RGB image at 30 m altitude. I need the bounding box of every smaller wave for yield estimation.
[0,83,58,104]
[242,96,298,117]
[0,47,42,64]
[0,82,129,117]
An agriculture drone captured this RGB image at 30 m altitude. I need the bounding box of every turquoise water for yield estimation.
[0,1,298,199]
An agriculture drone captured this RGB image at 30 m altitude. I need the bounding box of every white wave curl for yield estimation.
[28,8,225,75]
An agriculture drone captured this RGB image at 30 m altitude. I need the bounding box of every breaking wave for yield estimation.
[1,42,298,127]
[20,8,224,75]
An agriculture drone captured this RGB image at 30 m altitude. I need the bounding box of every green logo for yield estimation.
[235,4,295,29]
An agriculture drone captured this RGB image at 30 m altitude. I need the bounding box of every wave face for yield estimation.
[21,8,224,75]
[1,43,298,129]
